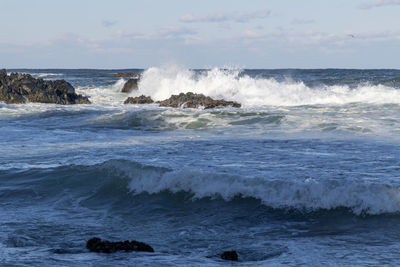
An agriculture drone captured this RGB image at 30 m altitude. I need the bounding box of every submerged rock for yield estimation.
[114,72,140,78]
[124,95,154,104]
[0,69,90,104]
[121,79,139,93]
[86,237,154,253]
[221,250,238,261]
[158,92,241,109]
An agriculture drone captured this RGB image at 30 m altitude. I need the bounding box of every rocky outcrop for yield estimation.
[221,251,238,261]
[86,237,154,253]
[0,69,90,104]
[114,72,140,78]
[158,92,241,109]
[121,79,139,93]
[124,95,154,104]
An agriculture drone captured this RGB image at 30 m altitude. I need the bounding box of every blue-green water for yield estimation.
[1,67,400,266]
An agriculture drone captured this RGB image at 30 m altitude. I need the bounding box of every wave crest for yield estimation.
[102,160,400,215]
[137,66,400,107]
[7,159,399,216]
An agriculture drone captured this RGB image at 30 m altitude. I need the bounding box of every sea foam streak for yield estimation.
[29,73,64,79]
[137,66,400,107]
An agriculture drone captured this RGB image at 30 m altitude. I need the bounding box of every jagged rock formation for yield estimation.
[121,79,139,93]
[0,69,90,104]
[221,250,238,261]
[124,95,154,104]
[158,92,241,109]
[86,237,154,253]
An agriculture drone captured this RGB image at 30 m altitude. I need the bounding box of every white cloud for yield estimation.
[4,27,400,53]
[359,0,400,9]
[156,26,197,39]
[179,9,271,23]
[180,13,226,23]
[117,26,197,42]
[101,19,118,27]
[3,25,400,68]
[219,28,400,52]
[291,19,315,25]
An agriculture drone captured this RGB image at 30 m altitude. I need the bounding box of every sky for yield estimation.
[1,0,400,69]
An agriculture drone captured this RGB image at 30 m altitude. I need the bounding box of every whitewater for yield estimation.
[1,67,400,266]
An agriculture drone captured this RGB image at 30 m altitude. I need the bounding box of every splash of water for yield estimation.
[136,66,400,107]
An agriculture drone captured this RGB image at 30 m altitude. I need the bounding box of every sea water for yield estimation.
[1,67,400,266]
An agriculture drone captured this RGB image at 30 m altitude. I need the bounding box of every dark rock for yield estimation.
[0,69,90,104]
[124,95,154,104]
[158,92,241,109]
[0,69,7,79]
[221,250,238,261]
[86,237,154,253]
[114,72,140,78]
[121,79,139,93]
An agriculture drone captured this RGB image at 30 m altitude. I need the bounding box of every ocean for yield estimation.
[1,67,400,266]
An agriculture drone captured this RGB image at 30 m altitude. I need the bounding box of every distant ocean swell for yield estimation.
[4,159,400,216]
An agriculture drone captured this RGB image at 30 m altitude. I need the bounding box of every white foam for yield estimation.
[28,73,64,78]
[116,162,400,215]
[137,66,400,107]
[75,79,126,104]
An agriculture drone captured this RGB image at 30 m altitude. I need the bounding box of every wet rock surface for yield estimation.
[86,237,154,253]
[0,69,90,104]
[124,95,154,104]
[221,250,239,261]
[158,92,241,109]
[121,79,139,93]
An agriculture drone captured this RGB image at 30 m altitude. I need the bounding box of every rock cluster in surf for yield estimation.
[0,69,90,104]
[221,250,239,261]
[158,92,241,109]
[121,79,139,93]
[124,95,154,104]
[86,237,239,261]
[115,72,241,108]
[115,73,140,93]
[86,237,154,253]
[124,92,241,109]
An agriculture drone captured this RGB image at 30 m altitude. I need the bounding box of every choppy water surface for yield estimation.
[1,67,400,266]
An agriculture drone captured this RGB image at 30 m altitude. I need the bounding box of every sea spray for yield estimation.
[137,66,400,107]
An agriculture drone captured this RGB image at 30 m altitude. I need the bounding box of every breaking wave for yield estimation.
[137,66,400,107]
[123,163,400,216]
[16,159,399,216]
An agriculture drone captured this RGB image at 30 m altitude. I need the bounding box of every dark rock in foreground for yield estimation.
[158,92,241,109]
[121,79,139,93]
[124,95,154,104]
[221,250,238,261]
[114,72,140,78]
[0,69,90,104]
[86,237,154,253]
